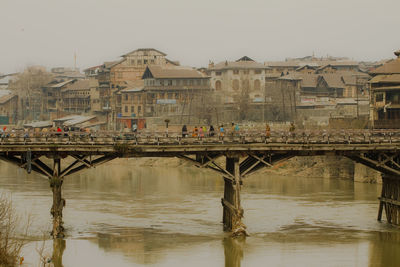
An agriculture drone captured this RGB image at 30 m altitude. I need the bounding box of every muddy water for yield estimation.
[0,159,400,267]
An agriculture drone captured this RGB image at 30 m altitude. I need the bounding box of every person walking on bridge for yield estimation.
[182,125,188,138]
[192,126,198,137]
[209,125,215,137]
[265,123,271,138]
[289,122,296,138]
[219,125,225,139]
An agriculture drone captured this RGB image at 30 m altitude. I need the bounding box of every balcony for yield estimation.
[374,119,400,129]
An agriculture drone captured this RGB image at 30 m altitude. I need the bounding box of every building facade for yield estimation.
[208,56,268,104]
[369,50,400,128]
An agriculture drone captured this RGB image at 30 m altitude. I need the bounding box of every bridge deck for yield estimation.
[0,130,399,154]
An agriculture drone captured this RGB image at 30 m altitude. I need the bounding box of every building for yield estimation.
[117,80,146,129]
[0,90,18,124]
[142,65,211,124]
[51,67,85,80]
[42,79,76,120]
[61,79,99,114]
[270,71,370,122]
[369,49,400,128]
[108,48,178,87]
[208,56,269,103]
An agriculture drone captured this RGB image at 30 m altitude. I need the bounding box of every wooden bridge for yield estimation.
[1,129,400,238]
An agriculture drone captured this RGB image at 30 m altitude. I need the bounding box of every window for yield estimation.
[183,80,187,86]
[233,70,239,75]
[196,80,201,86]
[138,95,141,101]
[376,93,383,102]
[160,80,164,86]
[150,60,155,64]
[243,70,249,74]
[255,70,262,74]
[125,106,128,112]
[254,79,261,90]
[176,80,181,86]
[137,60,142,65]
[130,59,135,65]
[233,80,239,91]
[189,80,194,86]
[138,106,142,113]
[215,81,222,91]
[125,94,128,101]
[144,59,148,64]
[168,80,172,86]
[216,71,222,76]
[118,72,123,79]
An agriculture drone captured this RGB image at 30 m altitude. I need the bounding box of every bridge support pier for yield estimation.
[50,158,65,238]
[221,156,247,236]
[378,175,400,225]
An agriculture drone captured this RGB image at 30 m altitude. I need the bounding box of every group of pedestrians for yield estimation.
[182,123,243,138]
[181,122,296,139]
[182,125,216,138]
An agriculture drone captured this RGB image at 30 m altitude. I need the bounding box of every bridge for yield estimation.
[1,129,400,238]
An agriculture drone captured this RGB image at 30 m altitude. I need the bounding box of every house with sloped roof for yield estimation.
[0,89,18,124]
[104,48,179,88]
[61,79,99,114]
[369,49,400,128]
[139,65,211,123]
[41,79,76,120]
[208,56,269,104]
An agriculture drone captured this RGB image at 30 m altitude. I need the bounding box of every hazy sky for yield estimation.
[1,0,399,74]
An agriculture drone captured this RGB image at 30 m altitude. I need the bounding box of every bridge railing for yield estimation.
[1,129,400,145]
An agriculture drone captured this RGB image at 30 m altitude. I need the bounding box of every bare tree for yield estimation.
[0,194,30,266]
[8,66,53,121]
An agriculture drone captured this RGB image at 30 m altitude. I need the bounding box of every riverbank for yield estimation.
[109,156,382,183]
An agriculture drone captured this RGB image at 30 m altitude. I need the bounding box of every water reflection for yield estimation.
[223,237,245,267]
[52,239,66,267]
[1,159,400,266]
[368,231,400,267]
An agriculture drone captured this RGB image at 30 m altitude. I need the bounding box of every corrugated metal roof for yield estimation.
[370,58,400,75]
[62,79,98,91]
[23,121,53,128]
[63,115,97,126]
[47,79,76,88]
[146,65,206,79]
[370,74,400,84]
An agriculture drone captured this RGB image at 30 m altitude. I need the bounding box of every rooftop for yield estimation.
[143,65,207,79]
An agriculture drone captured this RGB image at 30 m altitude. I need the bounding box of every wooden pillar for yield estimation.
[50,158,65,238]
[221,155,247,236]
[378,175,400,226]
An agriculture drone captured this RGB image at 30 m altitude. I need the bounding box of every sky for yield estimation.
[1,0,400,74]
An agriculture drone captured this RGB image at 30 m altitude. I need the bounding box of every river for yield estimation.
[0,158,399,267]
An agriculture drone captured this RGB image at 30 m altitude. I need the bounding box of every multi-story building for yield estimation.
[369,49,400,128]
[114,65,211,129]
[208,56,268,103]
[108,48,179,87]
[0,90,18,124]
[142,65,211,121]
[61,79,98,114]
[42,79,76,120]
